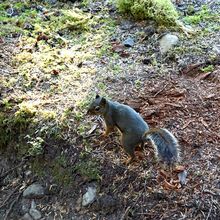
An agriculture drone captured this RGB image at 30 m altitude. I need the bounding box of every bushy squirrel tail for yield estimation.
[143,128,180,164]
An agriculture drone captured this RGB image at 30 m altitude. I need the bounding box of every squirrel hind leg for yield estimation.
[122,144,136,165]
[121,135,141,165]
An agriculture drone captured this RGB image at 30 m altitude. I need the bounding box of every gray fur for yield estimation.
[88,96,180,164]
[145,129,180,164]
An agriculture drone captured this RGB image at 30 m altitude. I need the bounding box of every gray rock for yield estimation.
[82,186,97,206]
[121,20,135,30]
[25,170,32,177]
[6,8,19,17]
[29,209,41,220]
[178,170,187,185]
[46,0,57,4]
[23,183,45,199]
[29,201,41,220]
[36,5,47,12]
[144,25,156,38]
[24,23,34,30]
[142,57,151,65]
[159,34,179,54]
[20,198,31,214]
[31,200,37,209]
[123,37,135,47]
[21,213,33,220]
[213,45,220,55]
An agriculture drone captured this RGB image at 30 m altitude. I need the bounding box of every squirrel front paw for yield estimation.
[123,156,136,165]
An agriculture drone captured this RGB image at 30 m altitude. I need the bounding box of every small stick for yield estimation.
[152,83,168,98]
[206,198,213,220]
[0,184,21,209]
[120,189,145,220]
[0,161,24,181]
[3,192,21,220]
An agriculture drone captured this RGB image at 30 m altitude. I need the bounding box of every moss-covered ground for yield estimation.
[0,0,220,219]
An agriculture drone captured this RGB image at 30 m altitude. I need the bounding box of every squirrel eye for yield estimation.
[95,106,100,111]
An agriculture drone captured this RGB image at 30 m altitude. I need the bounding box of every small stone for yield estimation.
[31,200,37,209]
[29,208,41,220]
[23,183,45,199]
[144,26,156,37]
[46,0,57,4]
[178,170,187,185]
[121,20,135,30]
[21,213,33,220]
[36,5,46,12]
[82,186,97,206]
[6,8,19,17]
[24,23,34,30]
[142,58,151,65]
[213,45,220,55]
[159,34,179,54]
[20,198,31,214]
[123,37,135,47]
[25,170,32,177]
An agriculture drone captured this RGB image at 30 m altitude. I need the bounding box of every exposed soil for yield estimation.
[0,0,220,219]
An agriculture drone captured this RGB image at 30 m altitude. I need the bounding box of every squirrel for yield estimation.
[87,95,180,165]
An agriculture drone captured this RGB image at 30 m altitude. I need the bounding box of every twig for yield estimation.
[203,190,218,196]
[3,192,22,220]
[83,133,100,139]
[152,83,168,98]
[206,199,213,220]
[164,102,183,108]
[121,206,131,220]
[0,184,21,209]
[0,160,25,181]
[120,189,145,220]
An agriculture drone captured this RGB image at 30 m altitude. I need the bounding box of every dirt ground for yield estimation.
[0,0,220,219]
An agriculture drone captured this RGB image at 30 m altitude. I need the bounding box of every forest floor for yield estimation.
[0,0,220,219]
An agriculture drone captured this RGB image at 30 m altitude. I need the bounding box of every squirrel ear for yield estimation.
[100,97,106,106]
[95,94,100,99]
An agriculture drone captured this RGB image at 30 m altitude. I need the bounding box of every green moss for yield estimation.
[51,156,73,185]
[116,0,179,26]
[0,23,23,37]
[74,159,101,180]
[1,98,12,109]
[80,0,91,7]
[186,5,195,15]
[46,9,90,33]
[31,159,45,177]
[0,1,38,36]
[0,101,37,149]
[0,111,33,149]
[201,65,214,73]
[184,5,219,25]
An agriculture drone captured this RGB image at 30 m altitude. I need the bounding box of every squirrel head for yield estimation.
[87,94,107,115]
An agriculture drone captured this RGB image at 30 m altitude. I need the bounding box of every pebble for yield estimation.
[213,45,220,55]
[23,183,45,199]
[24,23,34,30]
[6,8,19,17]
[82,186,97,206]
[21,213,33,220]
[20,198,31,214]
[123,37,135,47]
[29,200,42,220]
[29,208,41,220]
[142,58,151,65]
[159,34,179,54]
